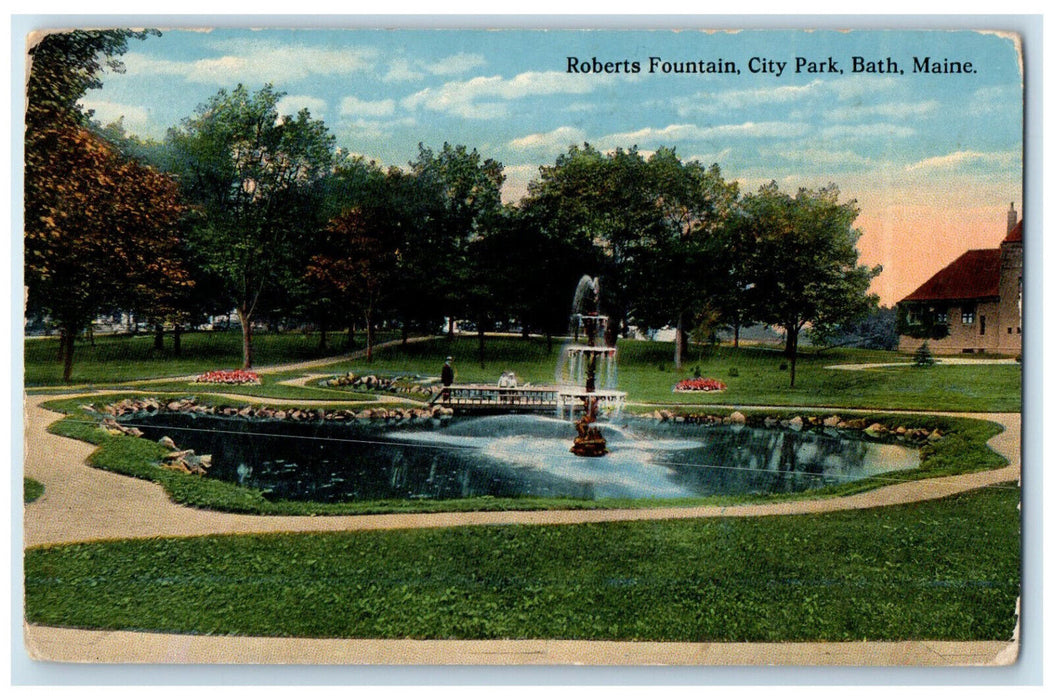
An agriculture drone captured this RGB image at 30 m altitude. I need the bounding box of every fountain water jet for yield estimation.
[557,276,627,457]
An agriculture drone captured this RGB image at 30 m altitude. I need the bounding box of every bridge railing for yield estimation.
[432,384,560,410]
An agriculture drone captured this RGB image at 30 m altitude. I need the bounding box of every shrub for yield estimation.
[912,342,936,368]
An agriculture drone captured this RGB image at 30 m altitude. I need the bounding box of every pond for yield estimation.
[124,413,919,502]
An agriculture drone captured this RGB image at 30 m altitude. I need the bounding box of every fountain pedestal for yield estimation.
[571,404,608,457]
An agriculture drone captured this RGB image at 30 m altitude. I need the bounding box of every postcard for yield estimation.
[20,20,1027,673]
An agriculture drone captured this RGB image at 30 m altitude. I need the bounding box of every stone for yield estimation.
[159,436,178,449]
[823,415,841,427]
[727,411,747,425]
[787,416,804,431]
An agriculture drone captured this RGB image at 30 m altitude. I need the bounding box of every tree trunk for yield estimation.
[153,323,164,351]
[61,326,75,383]
[733,322,740,349]
[402,322,409,345]
[346,321,356,350]
[365,311,375,363]
[238,307,254,369]
[546,330,553,355]
[448,316,455,339]
[318,320,328,352]
[87,324,95,348]
[477,318,486,369]
[674,312,688,370]
[787,326,799,388]
[173,325,183,356]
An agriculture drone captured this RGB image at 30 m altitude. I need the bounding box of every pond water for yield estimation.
[124,413,919,502]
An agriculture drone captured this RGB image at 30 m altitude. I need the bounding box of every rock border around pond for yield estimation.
[85,396,942,450]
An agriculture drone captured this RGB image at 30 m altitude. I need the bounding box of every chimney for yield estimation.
[1008,202,1018,236]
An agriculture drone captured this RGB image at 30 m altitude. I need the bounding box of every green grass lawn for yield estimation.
[24,478,44,504]
[26,333,1021,412]
[313,337,1022,413]
[24,484,1020,642]
[23,329,399,386]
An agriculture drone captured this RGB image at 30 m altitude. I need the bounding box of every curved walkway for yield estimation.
[21,390,1021,666]
[825,358,1019,371]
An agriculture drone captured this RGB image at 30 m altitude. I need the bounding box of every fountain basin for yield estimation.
[122,413,920,503]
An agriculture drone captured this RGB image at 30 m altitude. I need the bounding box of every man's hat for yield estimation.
[446,356,453,362]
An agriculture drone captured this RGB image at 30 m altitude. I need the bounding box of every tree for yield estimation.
[523,144,654,345]
[168,84,335,368]
[813,305,900,351]
[26,29,158,133]
[627,149,739,367]
[25,123,188,381]
[742,183,880,387]
[25,28,190,381]
[305,206,398,362]
[397,143,505,338]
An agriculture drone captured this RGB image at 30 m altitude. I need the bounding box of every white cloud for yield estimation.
[78,99,155,137]
[508,126,587,153]
[402,70,611,119]
[905,150,1017,172]
[599,121,810,147]
[827,100,940,122]
[120,45,375,86]
[339,96,396,118]
[384,59,425,82]
[382,53,486,82]
[500,164,542,204]
[820,123,917,139]
[431,52,487,75]
[276,95,328,119]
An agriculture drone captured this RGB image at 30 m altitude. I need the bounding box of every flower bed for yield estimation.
[194,369,261,385]
[673,377,727,392]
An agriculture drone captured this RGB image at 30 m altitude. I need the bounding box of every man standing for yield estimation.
[441,356,455,401]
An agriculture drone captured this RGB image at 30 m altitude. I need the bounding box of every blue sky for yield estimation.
[78,27,1024,303]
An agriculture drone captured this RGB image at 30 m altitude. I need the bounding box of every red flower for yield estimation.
[673,377,727,392]
[195,369,261,385]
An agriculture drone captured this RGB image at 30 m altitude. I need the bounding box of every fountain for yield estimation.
[556,276,627,457]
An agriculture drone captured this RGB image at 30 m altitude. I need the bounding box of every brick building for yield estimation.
[898,204,1022,355]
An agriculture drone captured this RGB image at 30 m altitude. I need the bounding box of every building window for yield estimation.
[961,310,975,325]
[1008,327,1013,334]
[935,310,948,323]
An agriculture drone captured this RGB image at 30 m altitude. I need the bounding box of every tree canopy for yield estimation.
[166,84,336,368]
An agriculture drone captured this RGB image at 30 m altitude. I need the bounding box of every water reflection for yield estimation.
[125,413,918,502]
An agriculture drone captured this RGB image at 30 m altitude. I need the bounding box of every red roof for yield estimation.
[900,249,1002,303]
[1004,219,1023,243]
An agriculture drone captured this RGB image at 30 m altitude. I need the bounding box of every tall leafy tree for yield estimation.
[399,143,505,338]
[524,144,654,345]
[24,28,191,381]
[26,123,188,381]
[167,84,335,368]
[743,183,880,387]
[628,149,739,367]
